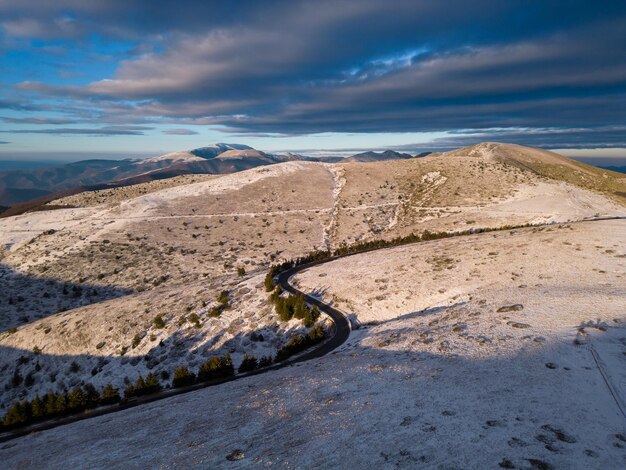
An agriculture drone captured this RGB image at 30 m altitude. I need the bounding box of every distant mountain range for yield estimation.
[0,144,431,211]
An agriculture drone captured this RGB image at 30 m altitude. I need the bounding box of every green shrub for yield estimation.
[153,315,165,329]
[188,313,201,328]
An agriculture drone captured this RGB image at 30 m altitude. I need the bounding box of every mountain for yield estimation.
[597,165,626,174]
[0,144,299,210]
[343,149,413,162]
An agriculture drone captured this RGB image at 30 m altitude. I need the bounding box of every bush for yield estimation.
[217,290,230,306]
[237,266,246,276]
[131,334,141,349]
[188,313,201,328]
[172,366,196,388]
[238,354,258,373]
[153,315,165,329]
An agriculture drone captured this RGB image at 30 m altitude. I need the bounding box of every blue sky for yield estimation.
[0,1,625,159]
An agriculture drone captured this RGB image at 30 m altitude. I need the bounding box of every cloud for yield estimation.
[1,117,76,125]
[0,125,152,136]
[0,140,9,144]
[162,128,198,135]
[2,1,626,148]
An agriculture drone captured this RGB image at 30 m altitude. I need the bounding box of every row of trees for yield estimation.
[2,383,120,430]
[264,223,538,291]
[171,353,235,388]
[2,327,329,430]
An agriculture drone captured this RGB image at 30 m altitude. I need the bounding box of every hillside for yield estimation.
[344,150,414,162]
[0,144,298,209]
[0,143,624,466]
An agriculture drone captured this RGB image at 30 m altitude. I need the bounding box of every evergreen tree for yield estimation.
[44,391,57,416]
[2,401,28,427]
[83,383,100,408]
[172,366,196,388]
[67,387,87,412]
[135,375,146,396]
[100,384,121,405]
[124,382,135,399]
[238,353,258,373]
[30,394,44,420]
[144,372,161,394]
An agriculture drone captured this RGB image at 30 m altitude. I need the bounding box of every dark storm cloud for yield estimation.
[3,1,626,147]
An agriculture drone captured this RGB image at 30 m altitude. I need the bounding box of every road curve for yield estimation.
[277,261,352,362]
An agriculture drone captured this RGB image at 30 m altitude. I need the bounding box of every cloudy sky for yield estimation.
[0,0,625,158]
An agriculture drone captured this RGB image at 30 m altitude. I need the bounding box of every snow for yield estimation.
[1,220,624,469]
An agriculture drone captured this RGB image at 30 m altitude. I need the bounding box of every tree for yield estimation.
[30,394,44,420]
[124,383,135,399]
[238,354,258,373]
[2,401,28,428]
[83,383,100,408]
[258,356,273,368]
[172,366,196,388]
[144,372,161,394]
[135,375,147,396]
[303,305,320,327]
[67,387,87,412]
[100,384,121,405]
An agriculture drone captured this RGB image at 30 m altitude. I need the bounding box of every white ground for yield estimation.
[1,219,624,469]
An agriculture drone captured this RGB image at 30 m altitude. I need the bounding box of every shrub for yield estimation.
[237,266,246,276]
[131,334,141,349]
[172,366,196,388]
[238,354,258,373]
[188,313,201,328]
[217,290,230,306]
[153,315,165,329]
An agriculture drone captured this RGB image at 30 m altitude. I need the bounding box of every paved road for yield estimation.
[277,261,351,362]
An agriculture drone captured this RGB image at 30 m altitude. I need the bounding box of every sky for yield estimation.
[0,0,625,160]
